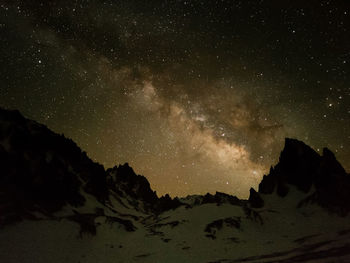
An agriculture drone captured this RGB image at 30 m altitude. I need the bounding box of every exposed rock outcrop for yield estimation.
[0,107,181,225]
[251,138,350,214]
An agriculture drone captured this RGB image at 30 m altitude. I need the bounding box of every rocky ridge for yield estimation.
[1,107,350,263]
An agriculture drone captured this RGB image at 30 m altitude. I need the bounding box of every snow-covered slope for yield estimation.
[0,107,350,263]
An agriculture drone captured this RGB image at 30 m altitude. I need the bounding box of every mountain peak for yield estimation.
[1,107,349,219]
[256,137,350,214]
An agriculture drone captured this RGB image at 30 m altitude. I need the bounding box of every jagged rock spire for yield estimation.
[253,138,350,214]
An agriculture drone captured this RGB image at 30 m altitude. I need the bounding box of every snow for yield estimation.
[1,184,350,262]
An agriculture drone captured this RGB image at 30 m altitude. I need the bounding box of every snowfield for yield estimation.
[1,185,350,263]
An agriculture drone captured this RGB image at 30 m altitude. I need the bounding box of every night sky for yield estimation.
[0,0,349,198]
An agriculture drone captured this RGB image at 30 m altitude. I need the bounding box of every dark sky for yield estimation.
[0,0,349,198]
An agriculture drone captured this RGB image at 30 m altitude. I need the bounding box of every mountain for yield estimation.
[251,138,350,214]
[0,107,350,263]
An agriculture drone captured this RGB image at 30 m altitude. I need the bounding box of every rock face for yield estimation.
[0,107,180,225]
[255,138,350,214]
[108,163,159,206]
[0,108,106,221]
[107,163,182,213]
[248,188,264,208]
[180,192,243,207]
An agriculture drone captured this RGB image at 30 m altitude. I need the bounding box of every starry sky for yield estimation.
[0,0,349,198]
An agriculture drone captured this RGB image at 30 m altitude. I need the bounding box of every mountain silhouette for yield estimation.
[0,107,181,225]
[254,138,350,214]
[1,107,350,263]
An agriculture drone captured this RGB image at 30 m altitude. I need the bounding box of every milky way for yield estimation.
[0,1,349,197]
